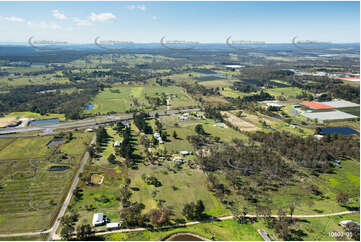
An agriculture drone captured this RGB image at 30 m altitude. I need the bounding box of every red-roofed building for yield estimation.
[299,101,335,110]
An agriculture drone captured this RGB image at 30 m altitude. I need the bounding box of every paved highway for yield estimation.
[0,109,200,137]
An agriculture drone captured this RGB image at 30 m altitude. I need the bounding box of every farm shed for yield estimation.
[106,222,121,230]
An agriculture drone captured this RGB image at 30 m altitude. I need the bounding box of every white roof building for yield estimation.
[180,151,190,156]
[154,133,161,138]
[106,222,121,230]
[114,141,121,147]
[339,220,360,228]
[92,213,104,226]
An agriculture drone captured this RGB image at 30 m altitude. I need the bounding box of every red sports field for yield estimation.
[299,101,335,109]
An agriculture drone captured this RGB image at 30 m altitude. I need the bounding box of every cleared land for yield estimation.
[87,85,197,114]
[221,111,260,131]
[0,132,92,234]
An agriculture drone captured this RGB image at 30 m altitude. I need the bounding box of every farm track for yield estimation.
[0,207,358,238]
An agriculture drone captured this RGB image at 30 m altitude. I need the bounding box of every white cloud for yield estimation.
[127,5,147,11]
[152,16,158,21]
[1,16,24,22]
[89,12,116,22]
[27,21,60,30]
[52,10,67,20]
[73,17,92,26]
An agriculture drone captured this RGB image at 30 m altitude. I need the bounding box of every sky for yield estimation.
[0,1,359,44]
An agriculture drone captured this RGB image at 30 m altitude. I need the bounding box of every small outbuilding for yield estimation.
[180,151,190,156]
[154,133,161,138]
[114,141,121,147]
[106,222,121,230]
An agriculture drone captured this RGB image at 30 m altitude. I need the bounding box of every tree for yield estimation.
[336,192,349,205]
[60,224,75,240]
[120,202,146,227]
[107,153,117,164]
[173,130,178,139]
[345,222,360,241]
[182,203,195,220]
[195,200,205,218]
[195,124,206,135]
[87,145,96,158]
[73,187,83,201]
[76,224,93,240]
[289,203,296,221]
[182,200,205,220]
[148,207,173,226]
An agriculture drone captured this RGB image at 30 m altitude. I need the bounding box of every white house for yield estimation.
[154,133,161,138]
[114,141,121,147]
[92,213,104,226]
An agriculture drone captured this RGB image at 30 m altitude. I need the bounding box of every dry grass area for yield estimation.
[91,174,104,184]
[230,110,281,127]
[221,111,260,131]
[0,117,18,128]
[202,96,230,105]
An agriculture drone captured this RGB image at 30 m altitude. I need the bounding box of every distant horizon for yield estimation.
[0,1,359,43]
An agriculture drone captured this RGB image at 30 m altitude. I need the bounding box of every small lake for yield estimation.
[29,118,59,126]
[48,166,70,171]
[84,104,94,110]
[320,127,359,135]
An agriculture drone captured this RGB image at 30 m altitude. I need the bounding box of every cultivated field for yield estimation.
[0,132,92,234]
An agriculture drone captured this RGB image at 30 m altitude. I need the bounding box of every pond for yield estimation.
[84,104,94,110]
[164,233,207,241]
[47,140,65,147]
[273,114,282,119]
[29,118,59,126]
[48,166,70,171]
[320,127,359,135]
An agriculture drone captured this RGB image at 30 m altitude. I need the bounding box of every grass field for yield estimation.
[3,112,66,122]
[220,88,258,98]
[0,132,92,234]
[87,85,197,114]
[265,87,306,99]
[128,164,224,217]
[160,115,249,153]
[106,219,262,241]
[198,80,234,88]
